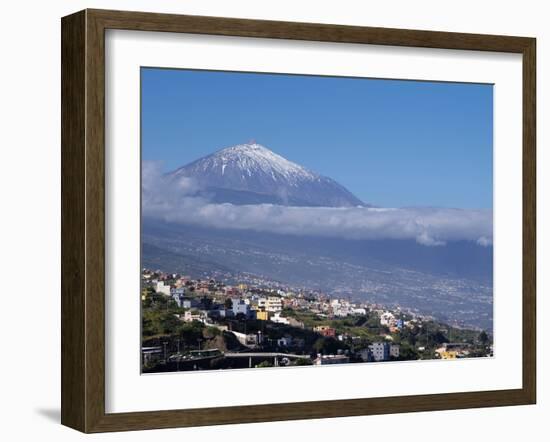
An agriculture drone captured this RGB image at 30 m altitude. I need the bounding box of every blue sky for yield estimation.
[141,68,493,209]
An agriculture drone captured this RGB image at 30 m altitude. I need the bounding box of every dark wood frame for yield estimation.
[61,8,536,433]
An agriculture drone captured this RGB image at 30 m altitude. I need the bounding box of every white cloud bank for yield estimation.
[142,161,493,247]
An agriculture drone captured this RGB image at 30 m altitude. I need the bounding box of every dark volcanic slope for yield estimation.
[142,219,493,330]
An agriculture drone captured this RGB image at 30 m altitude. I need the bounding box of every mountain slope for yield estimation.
[142,219,493,330]
[169,142,365,207]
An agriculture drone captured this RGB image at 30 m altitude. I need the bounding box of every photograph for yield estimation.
[1,1,542,438]
[140,67,494,373]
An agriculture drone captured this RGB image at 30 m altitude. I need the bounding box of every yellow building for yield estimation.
[439,350,458,360]
[141,289,149,301]
[255,310,269,321]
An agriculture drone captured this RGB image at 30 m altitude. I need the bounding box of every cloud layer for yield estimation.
[142,161,493,247]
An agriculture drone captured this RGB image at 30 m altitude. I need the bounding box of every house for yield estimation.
[207,308,233,319]
[183,310,205,323]
[367,342,400,361]
[390,344,400,358]
[258,296,283,312]
[231,298,251,318]
[181,298,200,309]
[330,299,352,317]
[436,349,458,359]
[170,287,186,307]
[155,281,171,296]
[269,296,283,312]
[270,311,290,325]
[380,311,396,327]
[231,330,262,348]
[255,309,269,321]
[313,325,336,338]
[359,348,373,362]
[436,343,471,359]
[369,342,390,361]
[224,287,239,296]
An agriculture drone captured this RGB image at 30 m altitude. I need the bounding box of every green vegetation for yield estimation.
[141,291,236,357]
[255,360,273,368]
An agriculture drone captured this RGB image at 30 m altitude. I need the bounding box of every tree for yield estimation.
[365,315,381,330]
[432,330,448,345]
[478,330,489,346]
[294,357,313,366]
[224,298,233,309]
[201,296,213,310]
[396,343,418,360]
[313,338,326,354]
[256,360,273,368]
[203,326,221,339]
[141,314,156,337]
[312,337,342,355]
[179,321,204,347]
[160,313,181,335]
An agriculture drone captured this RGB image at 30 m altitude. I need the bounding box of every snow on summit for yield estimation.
[210,143,318,183]
[169,142,365,207]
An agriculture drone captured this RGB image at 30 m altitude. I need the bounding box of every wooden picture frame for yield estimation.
[61,8,536,433]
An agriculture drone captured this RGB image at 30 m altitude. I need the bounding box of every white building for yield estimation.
[258,296,283,312]
[390,344,400,358]
[369,342,390,361]
[183,310,206,323]
[330,299,353,317]
[380,311,396,326]
[368,342,400,361]
[231,298,251,317]
[231,330,261,348]
[155,281,171,296]
[270,311,290,324]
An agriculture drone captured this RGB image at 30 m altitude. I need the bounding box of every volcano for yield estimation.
[168,142,365,207]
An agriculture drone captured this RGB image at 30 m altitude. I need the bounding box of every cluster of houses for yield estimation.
[148,272,308,328]
[167,283,303,327]
[143,269,407,362]
[312,341,401,365]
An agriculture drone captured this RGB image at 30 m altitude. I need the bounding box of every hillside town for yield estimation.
[141,268,493,372]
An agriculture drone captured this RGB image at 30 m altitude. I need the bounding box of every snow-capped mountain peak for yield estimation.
[199,142,317,184]
[169,142,365,207]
